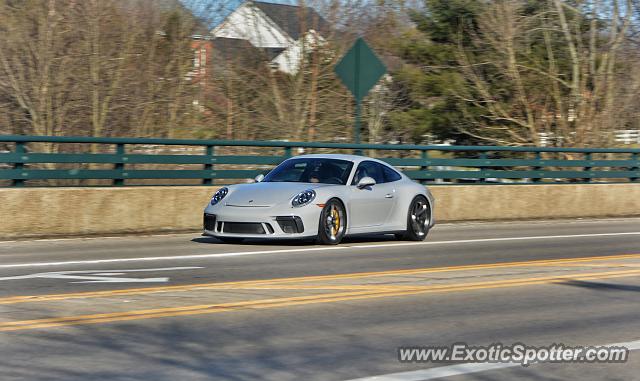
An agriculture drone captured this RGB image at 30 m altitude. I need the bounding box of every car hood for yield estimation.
[224,182,328,207]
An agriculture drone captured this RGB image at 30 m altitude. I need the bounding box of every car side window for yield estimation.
[382,165,402,182]
[352,161,385,185]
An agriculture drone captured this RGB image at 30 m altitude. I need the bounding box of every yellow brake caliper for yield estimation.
[331,207,340,236]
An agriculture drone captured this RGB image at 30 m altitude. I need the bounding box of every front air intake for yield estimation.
[223,222,266,234]
[203,214,216,231]
[276,216,304,234]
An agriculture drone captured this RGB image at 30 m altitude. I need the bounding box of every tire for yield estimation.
[398,195,431,241]
[316,199,347,245]
[217,237,244,244]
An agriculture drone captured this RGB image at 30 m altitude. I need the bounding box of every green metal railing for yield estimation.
[1,135,639,186]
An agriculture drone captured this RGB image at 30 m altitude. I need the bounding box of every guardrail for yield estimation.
[1,135,639,186]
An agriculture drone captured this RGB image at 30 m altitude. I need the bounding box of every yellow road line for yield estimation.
[1,253,639,305]
[1,268,639,332]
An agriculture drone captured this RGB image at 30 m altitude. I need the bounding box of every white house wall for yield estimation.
[272,41,302,74]
[272,31,324,75]
[212,4,291,49]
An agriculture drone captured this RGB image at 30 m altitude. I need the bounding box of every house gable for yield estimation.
[210,2,293,49]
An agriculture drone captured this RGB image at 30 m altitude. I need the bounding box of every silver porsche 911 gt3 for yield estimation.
[203,154,435,244]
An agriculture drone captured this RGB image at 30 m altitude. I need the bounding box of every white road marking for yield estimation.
[0,247,347,269]
[345,339,640,381]
[0,232,638,269]
[347,363,514,381]
[348,231,640,249]
[0,267,203,283]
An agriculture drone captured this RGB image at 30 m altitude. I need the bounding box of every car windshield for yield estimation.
[263,158,354,185]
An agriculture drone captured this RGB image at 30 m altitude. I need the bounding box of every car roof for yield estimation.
[288,153,390,166]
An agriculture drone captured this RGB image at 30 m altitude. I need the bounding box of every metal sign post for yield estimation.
[334,38,386,155]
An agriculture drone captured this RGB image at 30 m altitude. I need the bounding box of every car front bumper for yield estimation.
[203,203,322,239]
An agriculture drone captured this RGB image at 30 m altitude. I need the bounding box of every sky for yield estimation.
[180,0,296,27]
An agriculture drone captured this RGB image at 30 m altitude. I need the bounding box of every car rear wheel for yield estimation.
[398,195,431,241]
[317,199,346,245]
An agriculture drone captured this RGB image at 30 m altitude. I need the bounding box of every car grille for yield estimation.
[203,214,216,231]
[223,222,266,234]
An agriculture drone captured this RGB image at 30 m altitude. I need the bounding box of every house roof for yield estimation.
[210,37,263,62]
[252,1,328,40]
[263,47,287,60]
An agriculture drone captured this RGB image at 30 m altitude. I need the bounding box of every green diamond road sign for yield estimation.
[334,38,386,150]
[334,38,387,103]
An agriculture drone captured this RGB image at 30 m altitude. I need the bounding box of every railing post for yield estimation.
[203,145,215,185]
[532,152,542,183]
[631,153,639,182]
[113,143,125,186]
[12,142,26,187]
[478,152,487,183]
[583,152,592,183]
[284,146,292,158]
[420,150,429,184]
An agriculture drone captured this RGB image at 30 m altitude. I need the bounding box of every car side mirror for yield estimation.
[254,174,265,183]
[356,176,376,189]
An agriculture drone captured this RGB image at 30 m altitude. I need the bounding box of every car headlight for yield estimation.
[291,189,316,208]
[210,187,228,206]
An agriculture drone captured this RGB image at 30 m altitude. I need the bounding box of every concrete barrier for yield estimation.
[429,184,640,221]
[1,184,639,239]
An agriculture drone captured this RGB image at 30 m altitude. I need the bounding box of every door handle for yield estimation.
[385,193,394,198]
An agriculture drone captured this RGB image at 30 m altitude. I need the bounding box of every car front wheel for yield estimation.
[317,199,346,245]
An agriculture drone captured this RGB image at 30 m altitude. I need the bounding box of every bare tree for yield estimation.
[455,0,638,148]
[0,0,79,138]
[0,0,199,141]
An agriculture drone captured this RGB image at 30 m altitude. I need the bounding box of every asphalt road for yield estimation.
[0,218,639,380]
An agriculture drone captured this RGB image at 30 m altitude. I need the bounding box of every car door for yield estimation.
[348,161,397,228]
